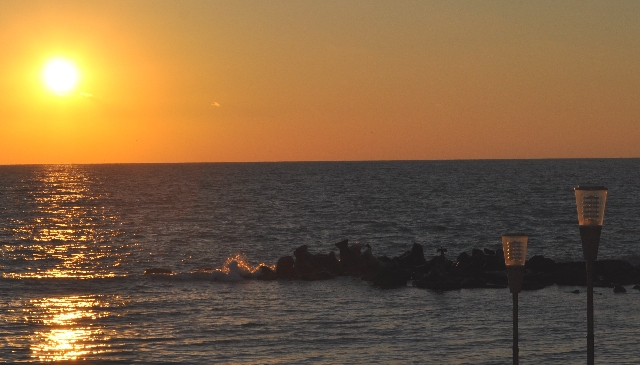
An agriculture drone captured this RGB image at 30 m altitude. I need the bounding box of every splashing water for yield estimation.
[173,254,276,282]
[220,254,275,275]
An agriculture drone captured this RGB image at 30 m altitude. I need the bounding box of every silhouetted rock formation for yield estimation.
[153,241,640,292]
[334,239,360,275]
[276,256,295,279]
[255,265,278,280]
[596,260,638,285]
[291,245,338,279]
[394,243,428,268]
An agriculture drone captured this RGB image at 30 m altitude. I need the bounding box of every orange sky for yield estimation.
[1,1,639,164]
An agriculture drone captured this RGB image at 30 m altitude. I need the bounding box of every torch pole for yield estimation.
[580,225,600,365]
[513,291,519,365]
[575,186,607,365]
[586,258,594,365]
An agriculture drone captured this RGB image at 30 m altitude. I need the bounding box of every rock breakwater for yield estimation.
[146,239,640,291]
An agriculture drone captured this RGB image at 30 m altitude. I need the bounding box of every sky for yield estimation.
[1,0,639,164]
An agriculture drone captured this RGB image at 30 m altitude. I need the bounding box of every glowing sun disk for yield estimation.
[43,59,78,94]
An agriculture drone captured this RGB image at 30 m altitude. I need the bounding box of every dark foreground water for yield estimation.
[1,160,639,363]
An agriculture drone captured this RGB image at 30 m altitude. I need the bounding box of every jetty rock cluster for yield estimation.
[251,239,640,291]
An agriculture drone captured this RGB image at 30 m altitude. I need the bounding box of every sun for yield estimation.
[43,59,79,94]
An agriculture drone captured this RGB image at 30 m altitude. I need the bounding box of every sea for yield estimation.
[1,159,639,364]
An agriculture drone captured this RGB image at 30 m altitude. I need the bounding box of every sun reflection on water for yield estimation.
[32,328,104,361]
[23,295,123,361]
[2,165,127,279]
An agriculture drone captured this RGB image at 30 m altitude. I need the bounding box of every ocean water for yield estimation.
[1,160,639,364]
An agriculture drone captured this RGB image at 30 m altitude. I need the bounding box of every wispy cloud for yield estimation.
[211,102,220,107]
[79,92,94,98]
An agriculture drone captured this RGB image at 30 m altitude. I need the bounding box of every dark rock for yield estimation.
[454,248,490,277]
[255,265,278,280]
[299,270,335,281]
[613,285,627,293]
[571,290,580,294]
[329,251,338,262]
[471,248,486,259]
[377,255,393,263]
[360,245,373,262]
[315,251,340,273]
[369,244,431,287]
[454,252,471,272]
[372,267,409,289]
[293,245,316,273]
[349,242,363,258]
[484,271,509,287]
[633,285,640,290]
[483,255,506,271]
[553,262,586,286]
[463,248,488,274]
[335,239,358,273]
[461,277,486,289]
[495,248,505,261]
[551,259,638,286]
[307,252,339,274]
[523,272,555,287]
[526,255,556,274]
[456,251,470,264]
[412,258,462,291]
[413,261,435,276]
[595,260,636,285]
[427,253,454,273]
[276,256,295,279]
[360,246,384,282]
[291,245,340,280]
[410,255,444,280]
[262,244,640,291]
[144,268,172,275]
[394,243,427,268]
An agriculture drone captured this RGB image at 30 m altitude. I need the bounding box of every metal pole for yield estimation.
[586,258,594,365]
[513,292,519,365]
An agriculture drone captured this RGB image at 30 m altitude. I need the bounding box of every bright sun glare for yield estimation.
[43,59,78,94]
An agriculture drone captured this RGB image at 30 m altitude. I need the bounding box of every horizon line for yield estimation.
[1,157,638,167]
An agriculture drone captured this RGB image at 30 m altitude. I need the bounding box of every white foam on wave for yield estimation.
[168,254,273,282]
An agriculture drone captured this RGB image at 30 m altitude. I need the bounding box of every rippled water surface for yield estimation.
[1,160,639,363]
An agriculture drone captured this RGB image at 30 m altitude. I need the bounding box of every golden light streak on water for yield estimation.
[32,328,101,361]
[2,165,125,279]
[24,296,122,361]
[2,270,119,279]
